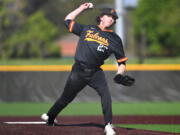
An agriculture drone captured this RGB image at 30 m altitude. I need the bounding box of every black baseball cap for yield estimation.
[101,8,118,19]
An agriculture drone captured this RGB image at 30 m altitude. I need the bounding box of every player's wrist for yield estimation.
[78,3,89,11]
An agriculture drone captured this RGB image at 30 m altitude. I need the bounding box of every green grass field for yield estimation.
[0,102,180,116]
[0,102,180,133]
[0,57,180,65]
[117,124,180,133]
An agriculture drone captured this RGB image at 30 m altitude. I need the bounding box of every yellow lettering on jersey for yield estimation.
[85,30,109,46]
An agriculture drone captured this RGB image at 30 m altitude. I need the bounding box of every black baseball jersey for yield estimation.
[65,20,128,68]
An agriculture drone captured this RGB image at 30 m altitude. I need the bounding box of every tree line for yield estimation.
[0,0,112,59]
[133,0,180,57]
[0,0,179,59]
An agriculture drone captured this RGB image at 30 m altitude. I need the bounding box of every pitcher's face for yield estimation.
[100,14,115,28]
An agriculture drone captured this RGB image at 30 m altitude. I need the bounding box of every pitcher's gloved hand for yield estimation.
[113,74,135,86]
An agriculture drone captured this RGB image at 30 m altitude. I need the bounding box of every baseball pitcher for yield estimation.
[41,3,135,135]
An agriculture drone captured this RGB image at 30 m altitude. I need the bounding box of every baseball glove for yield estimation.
[113,74,135,86]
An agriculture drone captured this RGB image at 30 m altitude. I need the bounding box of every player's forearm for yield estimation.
[64,8,83,20]
[117,64,126,75]
[64,3,89,21]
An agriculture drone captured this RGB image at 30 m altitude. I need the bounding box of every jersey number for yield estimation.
[97,44,108,52]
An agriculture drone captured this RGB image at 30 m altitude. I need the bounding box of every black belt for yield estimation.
[76,62,99,73]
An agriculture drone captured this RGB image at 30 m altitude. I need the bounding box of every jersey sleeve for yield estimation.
[64,19,84,36]
[113,36,128,65]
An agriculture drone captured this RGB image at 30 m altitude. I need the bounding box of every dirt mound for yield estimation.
[0,116,180,135]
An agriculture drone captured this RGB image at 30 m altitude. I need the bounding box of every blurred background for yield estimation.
[0,0,180,102]
[0,0,180,64]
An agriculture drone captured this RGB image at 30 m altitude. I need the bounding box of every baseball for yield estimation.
[88,3,94,8]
